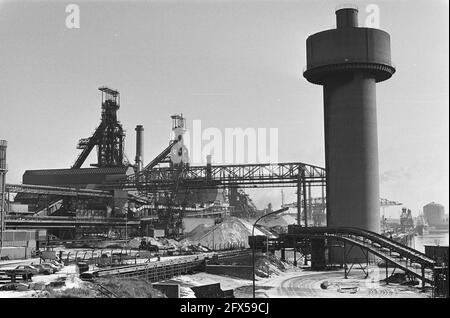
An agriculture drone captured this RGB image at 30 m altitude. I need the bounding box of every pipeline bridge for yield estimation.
[109,162,326,191]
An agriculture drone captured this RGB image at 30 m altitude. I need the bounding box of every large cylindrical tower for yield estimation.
[303,7,395,236]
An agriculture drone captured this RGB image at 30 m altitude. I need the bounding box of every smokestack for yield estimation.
[206,154,212,180]
[0,140,7,251]
[135,125,144,172]
[335,7,358,28]
[0,140,6,171]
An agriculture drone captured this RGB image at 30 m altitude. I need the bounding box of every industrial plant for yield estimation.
[0,3,448,300]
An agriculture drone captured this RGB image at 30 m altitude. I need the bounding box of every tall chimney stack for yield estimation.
[135,125,144,172]
[206,154,212,180]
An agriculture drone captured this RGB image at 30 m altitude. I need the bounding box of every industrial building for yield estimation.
[2,86,280,241]
[423,202,448,229]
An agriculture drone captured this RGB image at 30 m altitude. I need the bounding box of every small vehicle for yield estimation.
[79,270,95,281]
[5,269,33,281]
[48,260,64,270]
[14,265,39,275]
[32,264,55,275]
[42,262,60,272]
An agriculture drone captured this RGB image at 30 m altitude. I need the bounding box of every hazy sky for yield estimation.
[0,0,448,217]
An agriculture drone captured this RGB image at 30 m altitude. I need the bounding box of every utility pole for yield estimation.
[302,168,308,228]
[297,172,301,226]
[125,209,128,243]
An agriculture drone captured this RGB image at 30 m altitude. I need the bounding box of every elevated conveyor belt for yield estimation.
[332,234,434,284]
[283,226,437,285]
[72,125,104,169]
[143,140,177,171]
[6,183,112,198]
[7,183,149,205]
[5,215,139,228]
[34,199,64,216]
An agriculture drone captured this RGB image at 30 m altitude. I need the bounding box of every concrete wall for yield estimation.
[3,230,39,241]
[2,240,36,248]
[0,247,35,260]
[212,254,252,265]
[1,230,40,259]
[8,203,30,213]
[205,264,253,280]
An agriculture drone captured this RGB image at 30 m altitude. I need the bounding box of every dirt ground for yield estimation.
[169,265,432,298]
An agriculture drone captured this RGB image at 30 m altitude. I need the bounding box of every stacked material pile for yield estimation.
[126,236,209,253]
[255,253,292,278]
[126,237,166,249]
[182,217,274,249]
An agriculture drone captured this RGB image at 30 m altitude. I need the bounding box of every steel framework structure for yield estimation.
[72,87,126,169]
[102,162,326,227]
[107,162,326,191]
[283,197,402,209]
[276,225,437,290]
